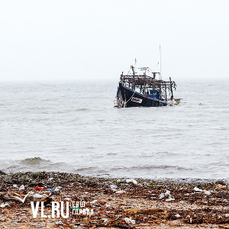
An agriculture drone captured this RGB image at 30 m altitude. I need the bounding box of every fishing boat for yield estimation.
[114,55,179,107]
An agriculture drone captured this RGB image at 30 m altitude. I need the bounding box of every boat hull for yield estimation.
[116,82,168,107]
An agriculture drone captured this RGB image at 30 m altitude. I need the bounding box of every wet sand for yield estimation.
[1,172,229,228]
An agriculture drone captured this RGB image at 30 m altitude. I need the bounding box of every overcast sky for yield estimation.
[0,0,228,81]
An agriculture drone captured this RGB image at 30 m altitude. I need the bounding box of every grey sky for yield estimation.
[0,0,228,81]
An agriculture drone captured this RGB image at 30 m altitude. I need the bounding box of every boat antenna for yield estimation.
[159,45,162,80]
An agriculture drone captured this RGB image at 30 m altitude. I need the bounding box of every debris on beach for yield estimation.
[0,172,229,228]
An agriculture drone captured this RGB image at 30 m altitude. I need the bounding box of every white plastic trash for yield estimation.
[19,185,25,191]
[126,179,137,185]
[124,217,135,224]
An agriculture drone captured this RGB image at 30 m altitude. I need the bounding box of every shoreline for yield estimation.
[1,169,228,184]
[1,172,229,228]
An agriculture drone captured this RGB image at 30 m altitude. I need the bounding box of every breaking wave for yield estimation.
[20,157,50,166]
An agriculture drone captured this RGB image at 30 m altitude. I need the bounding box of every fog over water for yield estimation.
[0,0,229,81]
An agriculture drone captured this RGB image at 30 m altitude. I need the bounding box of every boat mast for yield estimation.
[131,65,135,78]
[159,45,162,80]
[169,77,174,100]
[130,65,136,90]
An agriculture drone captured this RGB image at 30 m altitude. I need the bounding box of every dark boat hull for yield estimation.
[116,82,168,107]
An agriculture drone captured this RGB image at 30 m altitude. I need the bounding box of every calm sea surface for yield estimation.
[0,79,228,180]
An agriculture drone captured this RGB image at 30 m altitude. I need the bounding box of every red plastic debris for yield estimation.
[35,186,44,191]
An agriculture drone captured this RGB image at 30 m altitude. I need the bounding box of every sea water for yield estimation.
[0,79,228,180]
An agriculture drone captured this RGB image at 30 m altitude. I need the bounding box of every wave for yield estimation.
[74,167,98,172]
[0,157,72,174]
[76,108,89,112]
[112,165,193,171]
[20,157,50,166]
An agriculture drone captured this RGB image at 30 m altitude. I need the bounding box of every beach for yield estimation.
[1,1,229,228]
[1,172,229,228]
